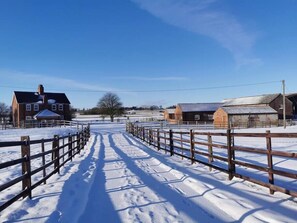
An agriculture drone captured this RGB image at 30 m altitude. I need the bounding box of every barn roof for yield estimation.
[221,106,277,115]
[14,91,70,104]
[178,103,223,112]
[223,94,280,106]
[286,93,297,98]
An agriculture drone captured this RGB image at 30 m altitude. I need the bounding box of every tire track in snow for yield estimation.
[108,132,235,223]
[121,132,297,223]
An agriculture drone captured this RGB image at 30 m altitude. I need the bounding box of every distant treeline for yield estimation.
[78,105,166,115]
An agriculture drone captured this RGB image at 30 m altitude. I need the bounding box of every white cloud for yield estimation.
[132,0,260,66]
[0,70,121,92]
[112,76,189,81]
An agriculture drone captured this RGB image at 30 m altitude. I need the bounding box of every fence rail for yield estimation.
[0,125,91,212]
[0,120,86,130]
[126,122,297,198]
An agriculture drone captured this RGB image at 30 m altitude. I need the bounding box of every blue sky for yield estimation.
[0,0,296,109]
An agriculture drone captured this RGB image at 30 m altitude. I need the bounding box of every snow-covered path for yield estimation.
[1,123,297,222]
[79,128,234,222]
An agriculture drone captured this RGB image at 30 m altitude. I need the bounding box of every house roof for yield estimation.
[220,106,277,115]
[34,109,61,119]
[14,91,70,104]
[222,94,280,106]
[165,109,175,114]
[178,103,223,112]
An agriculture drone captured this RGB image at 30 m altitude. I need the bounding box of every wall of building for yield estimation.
[213,108,229,128]
[229,114,278,128]
[269,95,292,118]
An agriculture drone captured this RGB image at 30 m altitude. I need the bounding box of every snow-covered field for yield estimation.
[1,123,297,222]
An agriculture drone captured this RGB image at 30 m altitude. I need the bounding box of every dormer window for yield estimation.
[52,104,57,111]
[26,104,31,111]
[34,104,39,111]
[58,104,63,111]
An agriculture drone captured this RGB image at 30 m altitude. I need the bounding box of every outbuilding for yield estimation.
[223,93,292,119]
[164,108,176,124]
[175,103,223,124]
[214,106,278,128]
[286,93,297,119]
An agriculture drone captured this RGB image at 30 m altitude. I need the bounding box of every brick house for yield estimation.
[12,84,71,127]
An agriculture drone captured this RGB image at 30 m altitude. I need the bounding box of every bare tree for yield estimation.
[0,102,10,122]
[97,93,123,122]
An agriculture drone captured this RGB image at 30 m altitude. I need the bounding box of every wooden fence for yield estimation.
[0,125,91,212]
[126,122,297,198]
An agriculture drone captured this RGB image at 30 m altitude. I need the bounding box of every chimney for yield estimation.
[38,84,44,95]
[43,94,48,105]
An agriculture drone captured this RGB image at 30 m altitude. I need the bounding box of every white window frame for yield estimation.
[26,116,32,120]
[52,104,57,111]
[34,104,39,111]
[58,104,63,111]
[26,104,31,111]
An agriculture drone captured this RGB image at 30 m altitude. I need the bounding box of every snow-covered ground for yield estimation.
[1,123,297,222]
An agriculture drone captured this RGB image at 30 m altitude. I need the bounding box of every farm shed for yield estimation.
[223,93,293,119]
[286,93,297,119]
[214,106,278,128]
[175,103,223,124]
[164,108,176,124]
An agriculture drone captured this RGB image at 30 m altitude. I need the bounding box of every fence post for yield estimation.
[227,129,235,180]
[157,129,160,151]
[52,135,60,174]
[190,130,195,164]
[21,136,32,199]
[142,127,145,141]
[41,139,46,184]
[169,129,174,156]
[208,133,213,171]
[266,130,275,194]
[77,132,81,153]
[68,133,73,161]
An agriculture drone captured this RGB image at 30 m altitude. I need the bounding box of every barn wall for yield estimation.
[269,95,292,118]
[287,95,297,118]
[230,114,278,128]
[213,108,229,128]
[175,106,183,123]
[182,112,215,122]
[164,110,176,124]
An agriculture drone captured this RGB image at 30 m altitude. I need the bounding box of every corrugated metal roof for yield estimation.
[223,94,280,106]
[178,103,223,112]
[221,106,277,115]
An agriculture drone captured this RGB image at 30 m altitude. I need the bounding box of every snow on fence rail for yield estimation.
[0,124,91,212]
[126,122,297,198]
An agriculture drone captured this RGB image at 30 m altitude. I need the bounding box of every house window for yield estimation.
[52,104,57,111]
[34,104,39,111]
[26,116,32,120]
[26,104,31,111]
[58,104,63,111]
[194,114,200,120]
